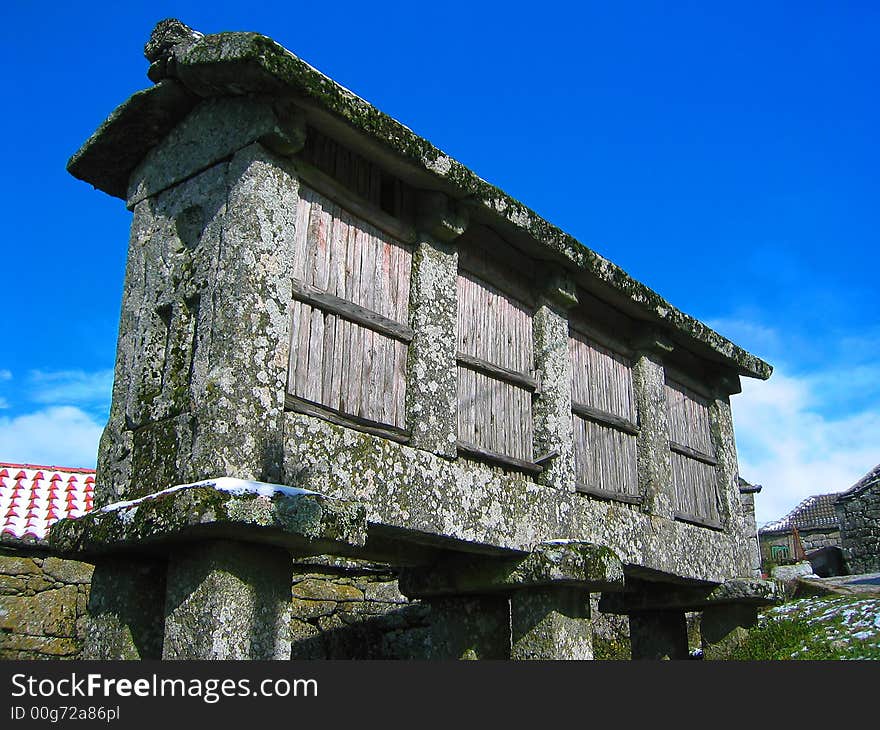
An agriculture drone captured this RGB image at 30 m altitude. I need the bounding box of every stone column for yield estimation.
[700,603,758,660]
[81,557,167,660]
[400,541,622,660]
[162,540,294,660]
[629,610,689,660]
[406,192,467,457]
[532,268,578,491]
[510,587,593,660]
[631,334,675,518]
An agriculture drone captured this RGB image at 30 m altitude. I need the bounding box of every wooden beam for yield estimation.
[291,278,414,344]
[457,440,543,477]
[571,401,639,436]
[285,394,411,444]
[294,158,418,244]
[673,510,724,531]
[668,440,718,467]
[456,352,540,393]
[575,483,644,506]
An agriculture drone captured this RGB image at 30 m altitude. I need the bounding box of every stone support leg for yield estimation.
[162,540,293,659]
[510,588,593,660]
[82,557,167,660]
[421,596,510,660]
[629,610,689,660]
[700,603,758,660]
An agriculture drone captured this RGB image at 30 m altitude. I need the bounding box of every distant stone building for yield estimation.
[758,493,841,568]
[835,463,880,574]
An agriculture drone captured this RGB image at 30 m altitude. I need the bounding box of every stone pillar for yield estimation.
[420,596,511,660]
[629,610,689,660]
[510,587,593,660]
[406,192,467,457]
[709,385,750,572]
[400,541,621,660]
[81,557,167,660]
[97,96,304,505]
[162,540,294,660]
[631,335,675,518]
[532,268,578,491]
[700,603,758,660]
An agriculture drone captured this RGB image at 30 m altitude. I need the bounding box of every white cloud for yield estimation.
[0,397,8,409]
[28,369,114,408]
[732,370,880,526]
[0,369,11,381]
[0,406,102,469]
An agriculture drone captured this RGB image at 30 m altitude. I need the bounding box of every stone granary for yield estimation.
[52,19,777,660]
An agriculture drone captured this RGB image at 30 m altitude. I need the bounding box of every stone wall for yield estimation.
[836,485,880,574]
[0,547,94,660]
[802,528,842,553]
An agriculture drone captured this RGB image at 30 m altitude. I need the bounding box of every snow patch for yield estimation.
[100,477,321,513]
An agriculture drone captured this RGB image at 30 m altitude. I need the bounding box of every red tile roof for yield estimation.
[0,462,95,542]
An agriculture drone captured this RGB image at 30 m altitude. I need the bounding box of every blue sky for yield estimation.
[0,2,877,524]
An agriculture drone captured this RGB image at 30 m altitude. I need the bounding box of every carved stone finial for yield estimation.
[144,19,203,63]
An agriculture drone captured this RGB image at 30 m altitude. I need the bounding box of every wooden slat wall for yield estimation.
[458,367,533,461]
[665,378,720,524]
[670,450,721,524]
[569,331,636,421]
[457,272,533,373]
[292,186,411,323]
[569,329,639,499]
[572,416,639,498]
[457,268,534,463]
[665,379,714,455]
[288,186,412,429]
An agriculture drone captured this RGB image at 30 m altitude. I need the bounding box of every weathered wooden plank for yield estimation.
[456,352,540,392]
[456,440,542,477]
[305,306,324,403]
[669,439,718,467]
[674,510,724,531]
[575,483,643,505]
[294,300,313,399]
[285,393,410,444]
[287,300,303,394]
[571,401,639,436]
[291,279,414,343]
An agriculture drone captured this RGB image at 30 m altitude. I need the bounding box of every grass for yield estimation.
[726,595,880,660]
